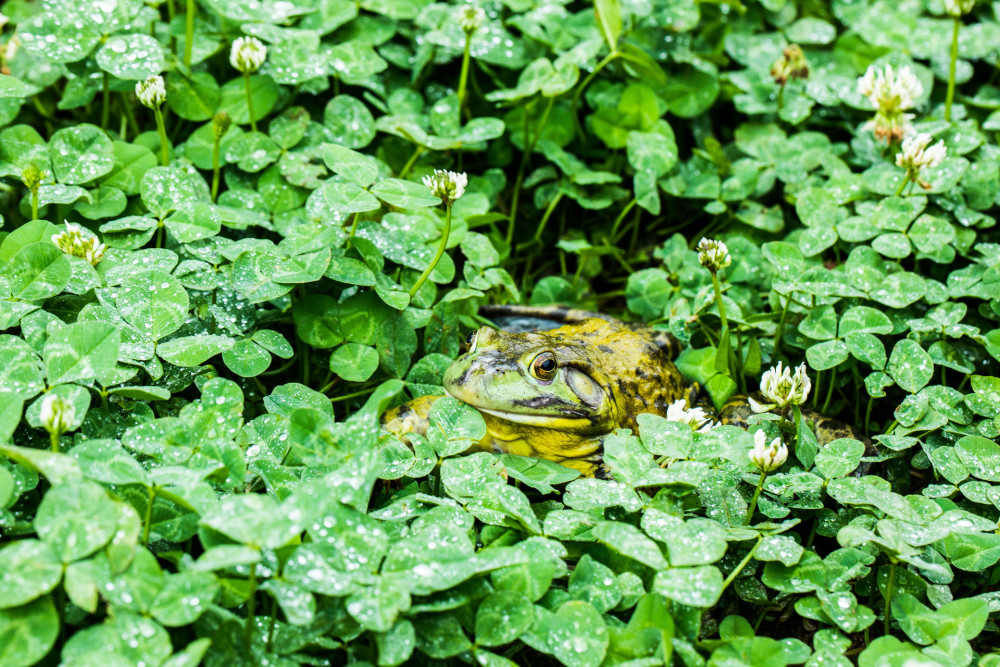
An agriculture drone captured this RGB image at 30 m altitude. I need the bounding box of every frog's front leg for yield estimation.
[382,394,444,438]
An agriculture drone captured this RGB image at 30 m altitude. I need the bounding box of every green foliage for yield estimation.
[0,0,999,665]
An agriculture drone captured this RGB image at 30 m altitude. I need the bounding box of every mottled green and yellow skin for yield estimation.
[382,316,688,476]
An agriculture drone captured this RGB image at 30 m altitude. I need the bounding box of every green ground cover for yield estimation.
[1,0,1000,665]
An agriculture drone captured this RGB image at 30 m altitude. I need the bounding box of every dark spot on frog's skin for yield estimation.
[396,404,412,419]
[616,378,639,400]
[635,368,649,379]
[598,345,614,354]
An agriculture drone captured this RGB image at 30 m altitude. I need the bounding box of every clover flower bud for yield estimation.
[697,238,731,273]
[212,111,232,139]
[770,44,809,86]
[944,0,976,16]
[666,399,716,433]
[749,429,787,473]
[895,133,947,189]
[51,222,107,266]
[135,75,166,109]
[3,34,19,63]
[422,169,468,205]
[459,5,486,34]
[230,36,267,73]
[749,361,811,413]
[857,64,922,143]
[20,163,46,191]
[39,393,75,436]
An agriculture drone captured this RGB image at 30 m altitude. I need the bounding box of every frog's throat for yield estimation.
[445,389,592,429]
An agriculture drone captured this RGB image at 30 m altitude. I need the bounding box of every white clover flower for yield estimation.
[665,399,716,433]
[895,133,947,190]
[135,75,166,109]
[422,169,468,204]
[749,361,811,413]
[697,238,731,273]
[230,36,267,73]
[459,5,486,34]
[857,65,923,142]
[51,222,107,266]
[944,0,975,16]
[749,429,787,473]
[896,133,947,171]
[39,393,75,435]
[857,64,922,112]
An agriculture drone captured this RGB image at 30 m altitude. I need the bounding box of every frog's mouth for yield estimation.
[444,388,593,429]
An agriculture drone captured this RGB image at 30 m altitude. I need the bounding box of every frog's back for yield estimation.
[479,304,682,359]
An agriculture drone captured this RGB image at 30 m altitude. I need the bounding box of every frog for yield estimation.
[382,307,695,477]
[382,305,866,477]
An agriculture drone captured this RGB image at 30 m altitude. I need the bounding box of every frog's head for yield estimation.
[443,318,674,434]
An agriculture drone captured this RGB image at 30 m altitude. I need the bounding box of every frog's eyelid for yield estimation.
[566,368,603,406]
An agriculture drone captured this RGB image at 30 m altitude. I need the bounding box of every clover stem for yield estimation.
[773,294,791,359]
[609,197,637,241]
[211,136,222,202]
[719,536,762,593]
[777,82,785,111]
[457,32,472,112]
[347,211,361,241]
[142,486,155,544]
[165,0,175,20]
[894,172,911,197]
[153,105,169,166]
[864,395,875,437]
[507,95,555,246]
[266,597,278,652]
[710,271,740,382]
[570,51,616,139]
[532,191,563,244]
[734,328,746,394]
[710,272,729,333]
[744,472,767,525]
[121,94,140,137]
[945,17,960,122]
[409,201,452,299]
[883,561,898,636]
[31,187,39,221]
[184,0,196,68]
[101,72,110,132]
[244,71,257,133]
[821,369,836,414]
[398,145,424,179]
[49,430,59,453]
[245,561,258,652]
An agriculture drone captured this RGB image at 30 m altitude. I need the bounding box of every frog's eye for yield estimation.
[465,330,478,352]
[530,352,558,381]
